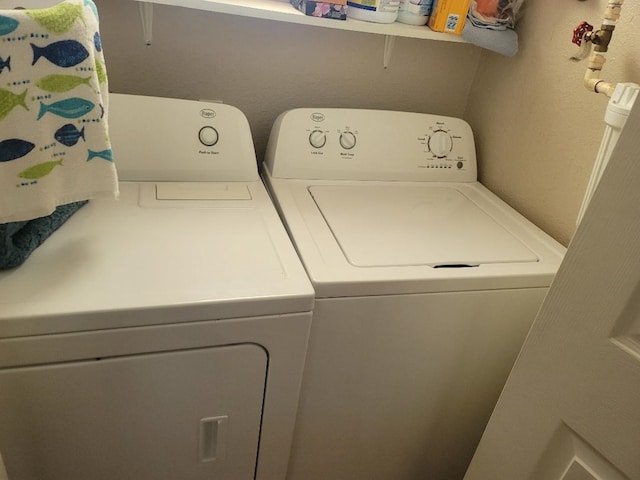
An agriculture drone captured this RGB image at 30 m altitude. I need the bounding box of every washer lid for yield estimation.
[309,185,538,267]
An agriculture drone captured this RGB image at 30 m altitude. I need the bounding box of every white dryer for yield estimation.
[262,108,566,480]
[0,94,314,480]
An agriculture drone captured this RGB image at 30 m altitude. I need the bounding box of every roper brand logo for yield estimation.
[200,109,216,119]
[311,112,325,122]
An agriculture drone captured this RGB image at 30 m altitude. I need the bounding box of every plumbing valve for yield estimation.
[572,21,594,46]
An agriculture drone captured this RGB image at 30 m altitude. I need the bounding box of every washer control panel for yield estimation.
[265,108,477,182]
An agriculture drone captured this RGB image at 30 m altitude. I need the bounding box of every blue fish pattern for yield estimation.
[87,149,113,162]
[94,31,102,52]
[38,98,95,120]
[0,56,10,74]
[0,138,35,162]
[0,15,19,36]
[0,0,115,216]
[31,40,90,68]
[55,123,85,146]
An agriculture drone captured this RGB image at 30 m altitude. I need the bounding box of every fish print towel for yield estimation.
[0,0,118,224]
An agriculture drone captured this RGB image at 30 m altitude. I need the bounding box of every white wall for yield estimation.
[95,0,640,246]
[465,0,640,245]
[96,0,480,163]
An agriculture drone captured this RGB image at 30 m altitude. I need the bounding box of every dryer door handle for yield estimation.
[199,416,228,463]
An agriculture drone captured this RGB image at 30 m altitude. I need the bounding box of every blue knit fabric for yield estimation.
[0,200,87,269]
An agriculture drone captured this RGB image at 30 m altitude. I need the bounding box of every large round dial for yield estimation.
[339,131,356,150]
[428,130,453,158]
[198,126,219,147]
[309,129,326,149]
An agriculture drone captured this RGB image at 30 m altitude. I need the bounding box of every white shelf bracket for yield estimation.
[139,1,154,46]
[383,35,395,69]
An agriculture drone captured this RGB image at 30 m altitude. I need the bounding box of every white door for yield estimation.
[464,102,640,479]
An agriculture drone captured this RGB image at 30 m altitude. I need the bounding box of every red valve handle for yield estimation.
[572,21,594,46]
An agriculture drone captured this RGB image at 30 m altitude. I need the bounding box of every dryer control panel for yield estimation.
[109,94,259,182]
[265,108,477,182]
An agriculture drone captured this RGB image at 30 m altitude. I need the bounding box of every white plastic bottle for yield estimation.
[396,0,433,25]
[347,0,400,24]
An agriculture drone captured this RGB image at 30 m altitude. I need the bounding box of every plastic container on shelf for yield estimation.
[397,0,432,25]
[347,0,399,23]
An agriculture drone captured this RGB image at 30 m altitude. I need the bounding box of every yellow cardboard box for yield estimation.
[427,0,471,34]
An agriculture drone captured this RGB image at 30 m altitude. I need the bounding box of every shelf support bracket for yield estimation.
[383,35,396,69]
[139,1,154,46]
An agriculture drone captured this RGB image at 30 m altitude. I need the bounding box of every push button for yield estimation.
[199,126,219,147]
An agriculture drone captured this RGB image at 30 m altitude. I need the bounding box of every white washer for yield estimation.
[0,94,314,480]
[262,108,566,480]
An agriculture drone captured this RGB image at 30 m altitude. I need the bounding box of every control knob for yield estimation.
[429,130,453,158]
[309,129,327,149]
[339,131,356,150]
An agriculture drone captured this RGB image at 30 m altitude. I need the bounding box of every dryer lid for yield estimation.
[309,185,538,267]
[0,182,314,338]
